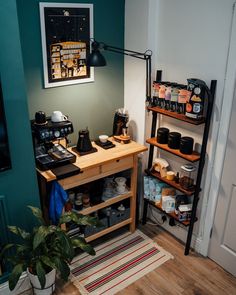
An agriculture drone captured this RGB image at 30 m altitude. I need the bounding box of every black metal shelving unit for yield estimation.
[142,77,217,255]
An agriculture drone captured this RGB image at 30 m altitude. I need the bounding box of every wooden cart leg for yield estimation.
[130,154,138,232]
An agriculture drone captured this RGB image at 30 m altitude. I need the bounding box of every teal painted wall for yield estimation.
[0,1,40,230]
[0,0,124,230]
[16,0,125,144]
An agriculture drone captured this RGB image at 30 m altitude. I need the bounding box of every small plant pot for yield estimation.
[27,268,56,295]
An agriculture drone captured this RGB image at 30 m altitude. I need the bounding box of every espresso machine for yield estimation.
[31,117,76,171]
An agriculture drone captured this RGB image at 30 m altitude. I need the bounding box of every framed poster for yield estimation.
[39,3,94,88]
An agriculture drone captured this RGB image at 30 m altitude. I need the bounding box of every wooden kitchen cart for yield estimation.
[142,79,217,255]
[37,139,147,242]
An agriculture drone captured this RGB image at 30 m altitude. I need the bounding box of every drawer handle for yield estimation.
[116,159,120,162]
[79,170,84,174]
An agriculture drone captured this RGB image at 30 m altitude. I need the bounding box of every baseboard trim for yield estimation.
[194,237,203,254]
[147,208,202,253]
[0,272,30,295]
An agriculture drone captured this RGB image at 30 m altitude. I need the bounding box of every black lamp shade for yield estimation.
[87,50,106,67]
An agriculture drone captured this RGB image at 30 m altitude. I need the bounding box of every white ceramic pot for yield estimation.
[114,177,126,193]
[27,268,56,295]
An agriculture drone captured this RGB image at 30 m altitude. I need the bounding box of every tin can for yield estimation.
[177,85,191,114]
[159,82,167,109]
[164,83,172,110]
[152,81,160,107]
[185,78,207,120]
[170,83,179,112]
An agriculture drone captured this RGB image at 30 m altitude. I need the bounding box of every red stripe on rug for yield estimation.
[72,236,143,275]
[99,254,166,295]
[87,247,159,291]
[79,242,150,282]
[71,232,132,264]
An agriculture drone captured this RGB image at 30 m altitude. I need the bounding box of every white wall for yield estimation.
[124,0,150,144]
[125,0,235,250]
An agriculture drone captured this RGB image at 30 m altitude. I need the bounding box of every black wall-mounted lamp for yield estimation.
[87,41,152,104]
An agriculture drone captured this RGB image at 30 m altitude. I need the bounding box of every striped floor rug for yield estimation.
[70,229,173,295]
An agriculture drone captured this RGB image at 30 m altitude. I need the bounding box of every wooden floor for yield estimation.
[34,225,236,295]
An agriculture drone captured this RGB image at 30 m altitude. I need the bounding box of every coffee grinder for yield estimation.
[113,108,129,136]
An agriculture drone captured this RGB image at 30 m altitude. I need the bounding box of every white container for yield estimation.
[114,177,127,194]
[99,134,109,143]
[27,268,56,295]
[161,196,175,213]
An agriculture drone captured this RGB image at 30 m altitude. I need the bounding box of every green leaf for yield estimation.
[28,206,45,225]
[0,243,15,259]
[15,244,30,253]
[58,212,73,225]
[8,226,30,239]
[33,226,50,250]
[36,261,46,289]
[55,231,74,260]
[73,214,101,226]
[8,263,25,291]
[59,211,101,227]
[51,257,70,281]
[71,237,96,256]
[40,256,56,270]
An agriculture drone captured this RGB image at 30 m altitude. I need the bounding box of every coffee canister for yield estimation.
[185,78,207,120]
[168,132,181,149]
[157,127,169,144]
[180,136,194,154]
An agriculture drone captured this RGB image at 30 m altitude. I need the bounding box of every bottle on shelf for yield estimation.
[74,193,83,211]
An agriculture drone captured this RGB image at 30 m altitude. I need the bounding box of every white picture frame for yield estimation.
[39,2,94,88]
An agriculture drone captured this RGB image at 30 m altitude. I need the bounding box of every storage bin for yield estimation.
[84,217,108,237]
[109,208,130,226]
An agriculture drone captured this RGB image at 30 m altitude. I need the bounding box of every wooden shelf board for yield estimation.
[146,138,200,162]
[148,200,194,227]
[75,192,132,215]
[85,218,132,242]
[147,169,195,196]
[147,106,205,125]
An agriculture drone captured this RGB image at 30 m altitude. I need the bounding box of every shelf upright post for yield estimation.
[147,70,162,170]
[184,80,217,255]
[142,111,157,225]
[148,112,158,169]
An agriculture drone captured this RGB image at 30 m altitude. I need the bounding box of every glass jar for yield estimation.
[74,193,83,211]
[82,192,90,208]
[179,164,196,189]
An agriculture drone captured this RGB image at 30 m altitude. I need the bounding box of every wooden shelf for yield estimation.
[74,192,132,215]
[147,169,195,196]
[85,218,132,242]
[147,106,205,125]
[148,200,193,227]
[146,138,200,162]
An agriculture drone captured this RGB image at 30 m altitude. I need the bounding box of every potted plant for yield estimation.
[0,206,100,294]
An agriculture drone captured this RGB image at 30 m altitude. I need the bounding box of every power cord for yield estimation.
[146,208,165,225]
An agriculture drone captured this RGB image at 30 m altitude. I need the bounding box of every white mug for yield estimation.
[51,111,67,123]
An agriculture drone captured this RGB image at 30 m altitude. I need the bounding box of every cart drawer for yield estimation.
[58,166,100,190]
[102,156,133,174]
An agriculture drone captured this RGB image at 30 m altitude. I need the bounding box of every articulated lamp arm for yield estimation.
[88,41,152,104]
